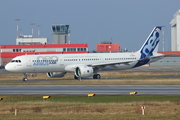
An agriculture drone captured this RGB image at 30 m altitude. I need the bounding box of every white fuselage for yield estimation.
[5,52,143,73]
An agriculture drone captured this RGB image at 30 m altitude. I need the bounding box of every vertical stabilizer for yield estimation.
[138,26,162,59]
[133,26,162,68]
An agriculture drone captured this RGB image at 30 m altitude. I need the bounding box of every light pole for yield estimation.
[30,23,35,38]
[15,19,20,38]
[37,25,41,38]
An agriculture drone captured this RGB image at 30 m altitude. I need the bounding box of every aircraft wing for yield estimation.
[148,54,172,63]
[150,53,174,60]
[65,59,141,72]
[90,54,167,68]
[90,59,144,68]
[150,55,165,59]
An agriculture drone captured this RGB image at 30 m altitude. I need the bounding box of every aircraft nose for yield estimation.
[5,63,13,72]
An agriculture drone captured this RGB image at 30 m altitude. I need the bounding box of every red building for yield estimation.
[96,42,120,52]
[0,44,88,67]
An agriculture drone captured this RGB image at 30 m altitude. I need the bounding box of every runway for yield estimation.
[0,85,180,95]
[0,66,180,95]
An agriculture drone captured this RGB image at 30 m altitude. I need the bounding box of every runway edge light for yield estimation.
[88,94,96,98]
[43,96,51,99]
[130,92,138,96]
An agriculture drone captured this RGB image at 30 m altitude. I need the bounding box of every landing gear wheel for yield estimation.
[93,74,101,79]
[96,74,101,79]
[23,73,28,82]
[23,78,28,81]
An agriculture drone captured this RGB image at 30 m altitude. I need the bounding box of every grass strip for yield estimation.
[0,95,180,120]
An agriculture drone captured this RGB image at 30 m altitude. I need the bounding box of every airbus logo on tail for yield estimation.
[141,27,161,57]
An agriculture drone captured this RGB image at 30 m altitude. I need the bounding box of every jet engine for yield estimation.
[47,72,66,78]
[75,66,93,78]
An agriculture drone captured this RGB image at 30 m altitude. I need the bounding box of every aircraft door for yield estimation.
[26,56,35,71]
[26,57,32,67]
[99,56,103,63]
[60,57,64,66]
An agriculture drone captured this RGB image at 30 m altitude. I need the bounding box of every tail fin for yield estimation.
[138,26,162,59]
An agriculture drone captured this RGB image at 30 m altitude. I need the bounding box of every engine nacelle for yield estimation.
[75,66,93,78]
[47,72,66,78]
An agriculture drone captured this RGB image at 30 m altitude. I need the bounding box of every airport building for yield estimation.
[0,44,88,68]
[16,35,48,45]
[96,41,120,52]
[170,9,180,51]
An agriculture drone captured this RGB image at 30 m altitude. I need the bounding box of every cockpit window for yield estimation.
[11,60,15,62]
[11,60,21,63]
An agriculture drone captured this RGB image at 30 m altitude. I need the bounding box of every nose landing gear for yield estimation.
[22,73,37,81]
[23,73,28,81]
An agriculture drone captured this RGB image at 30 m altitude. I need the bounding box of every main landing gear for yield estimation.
[23,73,28,81]
[74,74,101,80]
[93,74,101,79]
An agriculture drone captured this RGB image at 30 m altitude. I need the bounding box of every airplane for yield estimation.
[5,26,165,81]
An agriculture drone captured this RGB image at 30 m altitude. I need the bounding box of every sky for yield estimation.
[0,0,180,51]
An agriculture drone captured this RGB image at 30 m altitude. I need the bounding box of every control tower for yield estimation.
[51,25,70,44]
